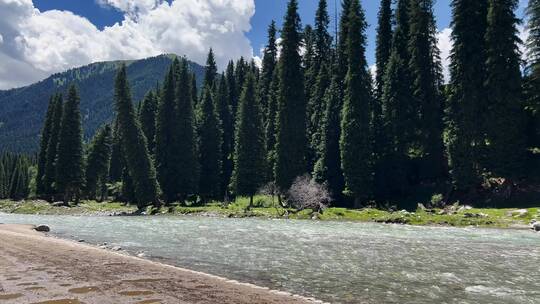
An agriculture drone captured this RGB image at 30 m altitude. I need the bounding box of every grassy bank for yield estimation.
[1,197,538,229]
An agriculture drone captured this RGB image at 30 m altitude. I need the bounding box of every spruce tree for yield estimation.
[303,25,317,101]
[197,86,223,202]
[231,73,267,205]
[275,0,308,191]
[265,69,279,181]
[446,0,489,191]
[215,73,233,197]
[314,0,332,67]
[203,49,218,89]
[114,65,159,208]
[259,21,278,121]
[108,118,124,183]
[85,124,112,200]
[484,0,527,178]
[313,68,345,202]
[42,94,63,200]
[55,85,85,204]
[226,61,237,117]
[526,0,540,147]
[138,91,158,155]
[0,156,5,199]
[234,57,248,116]
[340,0,373,206]
[36,95,57,196]
[175,58,199,201]
[338,0,353,83]
[408,0,446,180]
[155,62,181,203]
[375,0,393,100]
[309,63,331,165]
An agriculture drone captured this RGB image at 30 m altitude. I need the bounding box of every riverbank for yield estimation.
[0,224,322,304]
[1,199,538,229]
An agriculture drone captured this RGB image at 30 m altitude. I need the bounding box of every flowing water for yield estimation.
[1,213,539,303]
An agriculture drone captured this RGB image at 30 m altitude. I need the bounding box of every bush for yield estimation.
[287,175,331,213]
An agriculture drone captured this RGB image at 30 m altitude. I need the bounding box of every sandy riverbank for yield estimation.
[0,224,321,304]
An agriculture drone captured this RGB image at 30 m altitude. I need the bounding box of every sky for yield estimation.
[0,0,529,89]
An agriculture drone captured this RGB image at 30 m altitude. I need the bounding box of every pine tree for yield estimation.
[108,118,124,183]
[85,124,112,200]
[203,49,218,90]
[259,21,278,121]
[191,72,198,106]
[215,73,233,198]
[303,25,317,101]
[484,0,527,178]
[309,63,331,165]
[446,0,489,191]
[226,60,237,117]
[265,69,279,181]
[314,0,332,67]
[36,95,57,196]
[197,86,223,202]
[9,157,30,200]
[375,0,393,100]
[313,67,345,202]
[338,0,353,83]
[55,85,85,204]
[234,57,248,117]
[175,58,199,201]
[114,65,159,208]
[525,0,540,148]
[0,156,5,199]
[155,62,181,203]
[275,0,308,191]
[231,73,267,205]
[340,0,373,206]
[138,91,158,155]
[42,94,63,200]
[408,0,446,180]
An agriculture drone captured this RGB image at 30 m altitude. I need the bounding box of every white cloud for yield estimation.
[436,27,452,83]
[0,0,255,89]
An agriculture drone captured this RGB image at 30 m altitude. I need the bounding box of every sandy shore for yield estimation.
[0,224,322,304]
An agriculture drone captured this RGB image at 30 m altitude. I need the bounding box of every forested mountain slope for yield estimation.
[0,54,204,153]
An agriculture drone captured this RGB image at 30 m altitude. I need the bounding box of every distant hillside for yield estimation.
[0,54,204,153]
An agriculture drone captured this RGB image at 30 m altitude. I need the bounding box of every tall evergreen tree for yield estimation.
[108,118,124,183]
[138,91,158,155]
[308,63,331,166]
[114,65,159,208]
[234,57,248,116]
[265,69,279,181]
[337,0,353,83]
[340,0,373,206]
[313,68,345,202]
[259,21,278,120]
[42,94,63,200]
[155,62,181,203]
[55,85,85,204]
[226,60,237,118]
[231,73,267,205]
[314,0,332,67]
[85,124,112,200]
[197,86,223,201]
[36,95,57,196]
[175,58,199,201]
[275,0,308,191]
[215,74,233,198]
[525,0,540,147]
[408,0,446,180]
[484,0,527,178]
[446,0,489,191]
[203,49,218,90]
[375,0,393,100]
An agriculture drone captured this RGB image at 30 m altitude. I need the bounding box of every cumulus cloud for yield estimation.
[436,27,452,82]
[0,0,255,89]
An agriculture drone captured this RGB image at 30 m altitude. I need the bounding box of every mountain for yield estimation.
[0,54,204,153]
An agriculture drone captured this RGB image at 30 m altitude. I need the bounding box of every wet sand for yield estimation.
[0,224,322,304]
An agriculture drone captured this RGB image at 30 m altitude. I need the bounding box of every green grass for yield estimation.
[1,198,538,229]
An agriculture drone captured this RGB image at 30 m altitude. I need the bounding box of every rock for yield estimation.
[507,209,528,218]
[458,205,473,212]
[464,213,489,218]
[34,225,50,232]
[531,222,540,232]
[136,252,146,258]
[111,246,122,251]
[78,239,85,243]
[417,203,427,211]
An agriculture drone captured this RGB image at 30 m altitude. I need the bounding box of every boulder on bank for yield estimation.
[531,222,540,232]
[34,225,50,232]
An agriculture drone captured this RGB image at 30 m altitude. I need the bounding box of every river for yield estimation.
[0,213,539,303]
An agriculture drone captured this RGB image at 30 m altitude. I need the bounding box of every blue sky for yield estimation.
[0,0,529,89]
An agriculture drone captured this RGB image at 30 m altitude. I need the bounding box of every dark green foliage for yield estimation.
[265,70,279,181]
[114,65,159,208]
[175,58,199,201]
[303,25,317,101]
[155,62,181,203]
[85,125,112,200]
[340,0,374,204]
[525,0,540,147]
[138,91,158,155]
[216,74,233,197]
[55,85,85,204]
[484,0,527,178]
[108,119,124,183]
[313,69,344,202]
[308,63,331,166]
[337,0,353,83]
[446,0,489,191]
[275,0,308,191]
[234,57,248,117]
[231,73,267,201]
[203,49,218,89]
[259,21,279,122]
[0,55,204,154]
[42,94,63,200]
[0,154,32,200]
[36,95,57,196]
[375,0,393,100]
[197,86,223,201]
[313,0,332,67]
[408,0,446,180]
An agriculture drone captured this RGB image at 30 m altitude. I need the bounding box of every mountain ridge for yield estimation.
[0,54,204,153]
